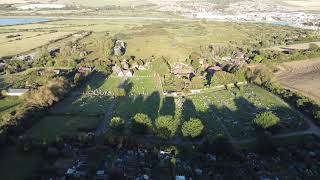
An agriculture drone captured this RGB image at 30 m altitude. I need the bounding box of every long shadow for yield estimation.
[86,71,108,90]
[141,91,160,121]
[181,99,197,122]
[120,79,133,96]
[115,91,161,122]
[160,96,176,116]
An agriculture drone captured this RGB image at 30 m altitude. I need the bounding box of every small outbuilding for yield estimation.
[7,88,30,96]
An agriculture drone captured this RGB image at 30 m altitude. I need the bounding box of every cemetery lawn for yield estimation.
[26,115,101,142]
[203,85,309,140]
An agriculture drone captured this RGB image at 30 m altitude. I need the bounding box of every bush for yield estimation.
[253,111,280,129]
[155,116,177,139]
[110,117,125,131]
[181,118,204,138]
[132,113,153,134]
[253,55,264,63]
[309,43,320,51]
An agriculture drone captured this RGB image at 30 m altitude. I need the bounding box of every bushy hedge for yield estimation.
[253,111,280,129]
[181,118,204,138]
[263,81,320,125]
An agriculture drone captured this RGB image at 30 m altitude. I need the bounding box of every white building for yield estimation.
[7,89,30,96]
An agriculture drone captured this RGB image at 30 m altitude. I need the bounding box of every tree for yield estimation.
[132,113,152,134]
[110,117,125,131]
[190,76,206,89]
[309,43,320,51]
[155,116,177,139]
[253,55,264,63]
[181,118,204,138]
[253,111,280,129]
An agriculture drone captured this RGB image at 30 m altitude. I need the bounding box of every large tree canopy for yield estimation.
[181,118,204,138]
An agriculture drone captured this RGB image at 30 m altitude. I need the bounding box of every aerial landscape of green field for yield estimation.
[0,0,320,180]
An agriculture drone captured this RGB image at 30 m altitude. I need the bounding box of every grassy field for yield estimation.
[0,19,303,61]
[52,95,113,115]
[0,31,73,57]
[0,96,23,118]
[26,115,100,142]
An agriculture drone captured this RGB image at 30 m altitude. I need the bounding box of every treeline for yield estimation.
[246,67,320,126]
[110,114,204,140]
[264,82,320,125]
[0,70,93,147]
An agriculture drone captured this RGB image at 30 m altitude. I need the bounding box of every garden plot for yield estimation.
[26,115,100,142]
[205,85,308,140]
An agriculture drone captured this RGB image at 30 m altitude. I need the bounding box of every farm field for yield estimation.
[276,58,320,101]
[0,31,73,57]
[0,19,304,61]
[26,115,101,142]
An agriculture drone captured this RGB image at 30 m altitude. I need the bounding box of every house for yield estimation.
[123,70,134,77]
[7,88,30,96]
[171,63,194,79]
[0,63,6,71]
[113,40,127,56]
[206,65,222,74]
[112,65,134,77]
[112,66,124,77]
[78,66,93,73]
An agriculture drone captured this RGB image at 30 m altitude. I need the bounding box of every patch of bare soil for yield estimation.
[276,59,320,101]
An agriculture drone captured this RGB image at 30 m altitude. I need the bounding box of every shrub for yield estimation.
[309,43,320,51]
[132,113,152,134]
[253,55,264,63]
[155,116,177,139]
[181,118,204,138]
[110,117,125,131]
[253,111,280,129]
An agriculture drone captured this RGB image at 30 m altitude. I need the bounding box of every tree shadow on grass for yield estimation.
[181,98,197,122]
[115,91,161,122]
[120,79,133,96]
[159,96,176,116]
